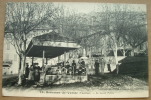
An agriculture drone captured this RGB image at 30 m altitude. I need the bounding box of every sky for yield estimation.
[54,2,147,14]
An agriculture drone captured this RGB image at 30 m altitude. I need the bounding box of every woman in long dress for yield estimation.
[34,65,41,83]
[28,65,34,81]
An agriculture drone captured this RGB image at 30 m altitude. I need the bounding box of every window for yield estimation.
[6,42,10,50]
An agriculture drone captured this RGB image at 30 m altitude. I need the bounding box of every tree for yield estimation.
[97,4,147,74]
[5,2,58,85]
[55,4,147,74]
[123,14,147,56]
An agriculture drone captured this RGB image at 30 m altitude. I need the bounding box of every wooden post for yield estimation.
[42,50,45,67]
[31,57,34,65]
[58,56,60,63]
[64,51,66,62]
[89,47,92,73]
[46,58,48,65]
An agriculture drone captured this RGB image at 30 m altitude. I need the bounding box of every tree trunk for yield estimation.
[18,54,26,85]
[114,43,119,74]
[123,49,126,57]
[18,40,26,85]
[131,49,135,56]
[18,56,21,85]
[18,56,21,72]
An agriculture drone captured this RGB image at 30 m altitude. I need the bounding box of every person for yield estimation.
[34,64,41,83]
[25,63,29,78]
[107,60,112,73]
[81,59,85,68]
[79,59,85,75]
[81,59,86,75]
[61,66,67,74]
[100,58,105,75]
[65,61,70,75]
[61,65,67,83]
[61,62,64,67]
[28,65,34,80]
[72,60,76,75]
[94,60,99,76]
[57,66,62,75]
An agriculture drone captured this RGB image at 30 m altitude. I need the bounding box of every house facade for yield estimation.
[3,38,19,75]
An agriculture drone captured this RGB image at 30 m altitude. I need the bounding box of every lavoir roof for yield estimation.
[26,31,80,58]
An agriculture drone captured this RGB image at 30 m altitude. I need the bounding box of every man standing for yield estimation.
[65,61,70,75]
[107,60,112,73]
[28,65,35,85]
[94,60,99,76]
[100,58,105,75]
[25,63,29,78]
[79,59,86,75]
[72,60,76,75]
[34,64,41,83]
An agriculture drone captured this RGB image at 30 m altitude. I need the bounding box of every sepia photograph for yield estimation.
[2,2,149,98]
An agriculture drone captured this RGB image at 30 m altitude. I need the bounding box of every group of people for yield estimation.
[24,58,112,85]
[59,59,86,75]
[94,58,112,76]
[25,63,41,84]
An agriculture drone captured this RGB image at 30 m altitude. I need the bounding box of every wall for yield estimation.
[3,38,19,75]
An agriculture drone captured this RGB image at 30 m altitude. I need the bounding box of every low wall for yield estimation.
[45,75,87,85]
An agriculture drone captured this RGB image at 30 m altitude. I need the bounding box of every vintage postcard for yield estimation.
[2,2,149,98]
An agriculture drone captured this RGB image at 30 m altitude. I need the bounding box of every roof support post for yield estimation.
[32,57,34,65]
[46,58,48,65]
[58,56,60,63]
[42,50,45,67]
[64,51,66,62]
